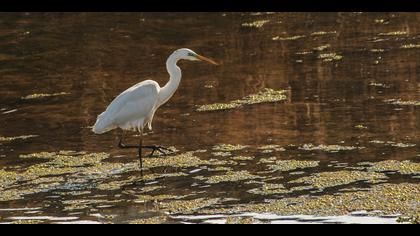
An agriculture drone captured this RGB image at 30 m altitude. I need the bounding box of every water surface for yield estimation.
[0,12,419,224]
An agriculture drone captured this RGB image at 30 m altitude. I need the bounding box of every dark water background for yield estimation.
[0,12,419,224]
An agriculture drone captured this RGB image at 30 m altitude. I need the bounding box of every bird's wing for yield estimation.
[97,80,160,130]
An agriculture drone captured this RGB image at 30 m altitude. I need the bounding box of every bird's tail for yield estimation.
[92,112,116,134]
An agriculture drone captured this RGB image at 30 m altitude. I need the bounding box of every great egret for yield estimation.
[92,48,218,171]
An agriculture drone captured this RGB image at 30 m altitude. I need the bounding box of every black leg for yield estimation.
[139,134,143,177]
[118,131,173,157]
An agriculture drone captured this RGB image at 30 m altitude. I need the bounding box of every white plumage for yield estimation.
[92,80,160,134]
[92,48,218,136]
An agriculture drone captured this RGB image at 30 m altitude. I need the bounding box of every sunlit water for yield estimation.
[0,12,418,224]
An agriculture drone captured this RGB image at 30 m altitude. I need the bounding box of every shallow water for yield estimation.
[0,12,419,224]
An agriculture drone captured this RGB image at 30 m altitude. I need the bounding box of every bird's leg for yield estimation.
[118,131,139,149]
[138,132,143,177]
[117,131,173,157]
[143,145,174,156]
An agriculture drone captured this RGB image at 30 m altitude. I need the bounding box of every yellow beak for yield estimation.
[196,54,219,65]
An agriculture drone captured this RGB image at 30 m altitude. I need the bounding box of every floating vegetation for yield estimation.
[364,160,420,175]
[212,144,247,152]
[197,88,287,112]
[0,151,134,202]
[231,156,254,161]
[378,31,407,36]
[299,144,363,153]
[241,20,270,28]
[0,135,38,142]
[272,35,306,41]
[258,157,277,164]
[144,152,213,169]
[295,51,312,55]
[63,199,123,212]
[197,103,240,112]
[384,99,420,106]
[290,171,388,190]
[368,82,390,88]
[21,92,70,100]
[207,166,233,172]
[370,48,385,53]
[267,160,319,172]
[258,145,286,153]
[313,44,330,51]
[159,198,219,214]
[397,215,420,224]
[136,194,177,203]
[232,183,419,217]
[199,171,259,184]
[211,152,232,157]
[400,44,420,49]
[354,124,368,129]
[318,53,343,62]
[226,216,255,224]
[129,216,167,224]
[369,140,416,148]
[247,183,290,195]
[311,31,337,36]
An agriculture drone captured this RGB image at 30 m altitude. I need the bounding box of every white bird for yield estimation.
[92,48,218,171]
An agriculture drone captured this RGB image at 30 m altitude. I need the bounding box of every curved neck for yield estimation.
[158,53,182,106]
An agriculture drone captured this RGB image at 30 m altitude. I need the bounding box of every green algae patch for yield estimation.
[313,44,331,51]
[378,31,407,36]
[21,92,70,100]
[384,99,420,106]
[299,144,363,153]
[247,183,290,195]
[258,145,286,153]
[397,215,420,224]
[226,216,255,224]
[369,140,416,148]
[272,35,306,41]
[96,180,132,191]
[364,160,420,175]
[136,194,177,203]
[200,171,259,184]
[311,31,337,36]
[241,20,270,28]
[159,198,220,214]
[196,103,240,112]
[212,144,248,152]
[231,156,254,161]
[0,135,38,142]
[0,151,133,202]
[197,88,287,112]
[290,171,388,190]
[318,53,343,62]
[63,199,123,211]
[266,160,319,172]
[144,152,211,169]
[207,166,233,172]
[235,88,287,105]
[9,219,45,224]
[129,216,167,224]
[401,44,420,49]
[237,183,420,217]
[211,152,232,157]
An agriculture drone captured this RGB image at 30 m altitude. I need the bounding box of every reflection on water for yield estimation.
[0,12,419,224]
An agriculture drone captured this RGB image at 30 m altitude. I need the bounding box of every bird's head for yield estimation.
[174,48,219,65]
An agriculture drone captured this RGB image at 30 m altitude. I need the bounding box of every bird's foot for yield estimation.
[146,146,174,157]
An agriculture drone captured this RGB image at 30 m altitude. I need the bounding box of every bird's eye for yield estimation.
[187,52,195,57]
